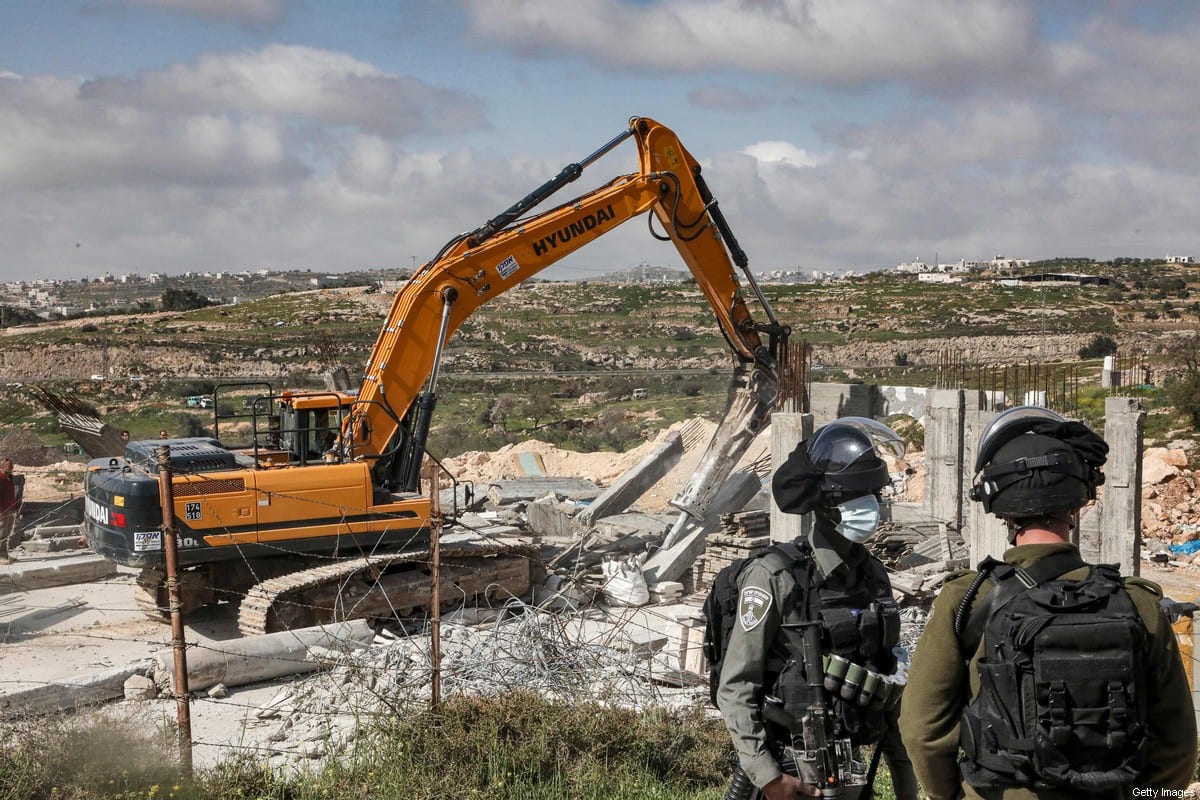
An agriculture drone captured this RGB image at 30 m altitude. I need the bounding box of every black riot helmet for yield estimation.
[969,406,1107,520]
[773,417,905,514]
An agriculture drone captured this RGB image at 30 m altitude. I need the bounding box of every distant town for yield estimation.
[1,252,1194,323]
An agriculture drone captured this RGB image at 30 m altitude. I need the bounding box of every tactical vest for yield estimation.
[768,544,901,747]
[955,551,1150,793]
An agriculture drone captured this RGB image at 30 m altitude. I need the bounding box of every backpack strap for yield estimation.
[953,550,1088,653]
[766,541,818,665]
[768,540,816,618]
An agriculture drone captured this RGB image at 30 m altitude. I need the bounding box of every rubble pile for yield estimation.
[206,603,707,770]
[1141,448,1200,554]
[691,510,771,594]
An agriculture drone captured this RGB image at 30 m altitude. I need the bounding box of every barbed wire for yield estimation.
[0,443,728,772]
[1,581,719,775]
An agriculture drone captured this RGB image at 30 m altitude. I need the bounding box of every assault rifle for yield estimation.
[761,622,869,799]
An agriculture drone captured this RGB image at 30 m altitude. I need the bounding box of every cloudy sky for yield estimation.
[1,1,1197,282]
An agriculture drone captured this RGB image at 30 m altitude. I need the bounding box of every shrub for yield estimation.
[1166,372,1200,430]
[0,707,180,800]
[160,288,215,311]
[1078,334,1118,359]
[885,414,924,452]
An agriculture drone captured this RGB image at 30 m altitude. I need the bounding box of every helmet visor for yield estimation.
[826,416,907,461]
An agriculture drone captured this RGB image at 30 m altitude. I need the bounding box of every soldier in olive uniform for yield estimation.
[899,407,1197,799]
[717,418,921,800]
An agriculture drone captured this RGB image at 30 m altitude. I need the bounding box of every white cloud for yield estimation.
[742,141,822,168]
[462,0,1042,87]
[79,45,486,138]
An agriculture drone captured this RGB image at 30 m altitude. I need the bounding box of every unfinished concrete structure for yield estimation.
[771,384,1146,574]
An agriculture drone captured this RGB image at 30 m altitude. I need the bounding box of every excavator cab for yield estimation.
[273,392,353,465]
[209,383,357,468]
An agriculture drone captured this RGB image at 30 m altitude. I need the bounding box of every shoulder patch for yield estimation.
[738,586,773,632]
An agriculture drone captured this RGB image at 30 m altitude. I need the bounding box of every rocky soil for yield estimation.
[3,281,1199,382]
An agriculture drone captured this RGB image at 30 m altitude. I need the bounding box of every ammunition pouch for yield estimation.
[818,600,900,664]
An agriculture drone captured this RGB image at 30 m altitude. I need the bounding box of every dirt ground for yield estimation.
[2,429,1197,774]
[3,550,1195,775]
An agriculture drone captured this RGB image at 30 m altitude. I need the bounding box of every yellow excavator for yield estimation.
[83,117,790,634]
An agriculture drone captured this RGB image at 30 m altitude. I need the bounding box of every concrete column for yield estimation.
[925,389,965,526]
[770,412,813,544]
[1100,397,1144,576]
[964,408,1008,566]
[153,620,375,692]
[576,431,683,528]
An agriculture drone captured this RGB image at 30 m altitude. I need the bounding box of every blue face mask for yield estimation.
[835,494,881,543]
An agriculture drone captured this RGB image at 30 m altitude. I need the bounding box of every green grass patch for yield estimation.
[0,693,738,800]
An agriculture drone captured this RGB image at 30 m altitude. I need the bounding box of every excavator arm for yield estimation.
[347,117,789,518]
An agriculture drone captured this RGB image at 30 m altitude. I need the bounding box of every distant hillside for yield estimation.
[3,263,1198,459]
[3,264,1198,383]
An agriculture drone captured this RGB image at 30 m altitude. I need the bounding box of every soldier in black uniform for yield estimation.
[899,406,1197,799]
[716,417,920,800]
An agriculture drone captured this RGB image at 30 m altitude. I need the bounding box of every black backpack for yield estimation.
[954,551,1150,793]
[701,542,807,707]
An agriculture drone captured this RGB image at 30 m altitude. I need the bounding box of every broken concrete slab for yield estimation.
[484,478,602,507]
[439,483,484,514]
[0,659,155,719]
[26,523,83,539]
[643,471,762,585]
[0,553,118,596]
[525,493,583,538]
[513,451,548,477]
[21,536,87,553]
[576,431,683,528]
[590,511,674,541]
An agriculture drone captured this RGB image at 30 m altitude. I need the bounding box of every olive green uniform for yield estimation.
[716,526,920,795]
[899,542,1198,800]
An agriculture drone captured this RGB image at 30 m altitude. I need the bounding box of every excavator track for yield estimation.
[237,539,536,636]
[134,568,170,622]
[135,567,218,622]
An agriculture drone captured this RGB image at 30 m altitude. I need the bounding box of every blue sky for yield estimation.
[1,0,1198,282]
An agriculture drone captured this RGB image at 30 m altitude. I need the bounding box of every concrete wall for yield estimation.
[876,385,931,423]
[780,383,1144,576]
[809,381,978,428]
[809,383,881,428]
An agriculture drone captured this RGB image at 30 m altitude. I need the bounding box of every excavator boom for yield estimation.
[348,117,787,499]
